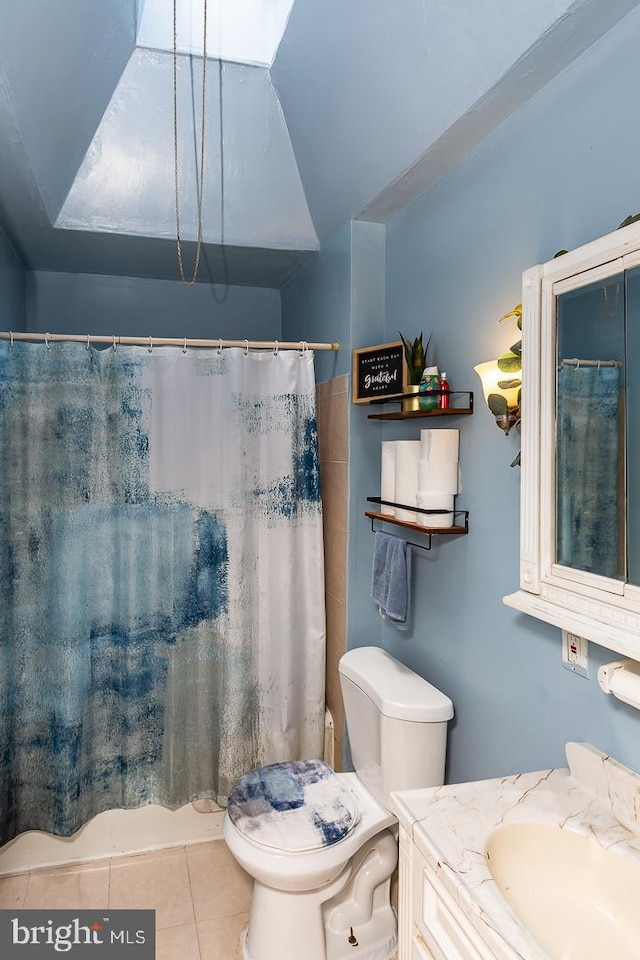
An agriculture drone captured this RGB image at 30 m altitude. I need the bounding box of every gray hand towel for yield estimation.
[371,531,412,629]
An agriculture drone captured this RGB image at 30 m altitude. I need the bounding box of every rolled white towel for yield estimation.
[380,441,396,515]
[416,492,454,528]
[420,428,459,463]
[394,440,421,522]
[418,458,458,496]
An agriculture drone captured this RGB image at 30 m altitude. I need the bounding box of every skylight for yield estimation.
[136,0,295,67]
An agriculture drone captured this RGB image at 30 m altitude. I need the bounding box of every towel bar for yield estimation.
[368,514,433,550]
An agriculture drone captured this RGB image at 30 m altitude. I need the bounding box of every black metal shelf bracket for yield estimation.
[368,513,433,550]
[367,497,469,530]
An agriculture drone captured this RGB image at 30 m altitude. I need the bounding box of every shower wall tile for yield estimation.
[326,591,346,651]
[325,594,346,772]
[324,526,347,602]
[317,374,349,399]
[317,394,349,462]
[318,460,347,533]
[316,378,331,401]
[317,374,349,766]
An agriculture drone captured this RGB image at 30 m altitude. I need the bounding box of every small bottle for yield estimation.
[419,366,440,411]
[439,372,450,409]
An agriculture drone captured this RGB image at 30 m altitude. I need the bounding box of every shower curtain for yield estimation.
[0,341,325,846]
[556,363,621,577]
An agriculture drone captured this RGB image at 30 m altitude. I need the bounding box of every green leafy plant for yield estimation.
[619,214,640,229]
[496,304,522,465]
[498,302,522,331]
[399,331,432,385]
[497,303,522,407]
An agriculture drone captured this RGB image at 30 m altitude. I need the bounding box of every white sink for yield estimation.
[486,821,640,959]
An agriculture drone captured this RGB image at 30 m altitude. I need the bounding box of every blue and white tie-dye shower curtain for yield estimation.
[0,341,325,845]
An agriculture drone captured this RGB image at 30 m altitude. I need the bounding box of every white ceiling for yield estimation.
[136,0,295,66]
[2,0,639,287]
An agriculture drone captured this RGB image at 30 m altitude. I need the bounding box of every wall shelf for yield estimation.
[366,389,474,420]
[366,499,469,538]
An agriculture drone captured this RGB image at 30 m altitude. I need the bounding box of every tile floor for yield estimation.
[0,840,252,960]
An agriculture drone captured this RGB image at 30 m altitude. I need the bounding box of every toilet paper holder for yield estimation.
[597,659,640,710]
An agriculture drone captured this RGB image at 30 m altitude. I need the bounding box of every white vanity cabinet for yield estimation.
[398,824,496,960]
[393,745,640,960]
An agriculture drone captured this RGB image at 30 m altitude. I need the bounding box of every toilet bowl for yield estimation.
[222,646,454,960]
[223,773,398,960]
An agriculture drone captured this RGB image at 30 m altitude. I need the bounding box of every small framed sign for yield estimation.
[352,341,407,404]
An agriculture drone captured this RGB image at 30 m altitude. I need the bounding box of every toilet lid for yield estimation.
[227,759,360,852]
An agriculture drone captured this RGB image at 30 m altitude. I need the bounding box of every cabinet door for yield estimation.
[416,860,494,960]
[412,930,438,960]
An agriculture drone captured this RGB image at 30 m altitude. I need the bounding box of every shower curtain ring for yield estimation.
[273,340,279,357]
[244,339,249,356]
[183,337,188,354]
[86,334,91,350]
[44,332,51,350]
[217,338,223,356]
[148,336,153,353]
[9,331,14,347]
[112,335,117,351]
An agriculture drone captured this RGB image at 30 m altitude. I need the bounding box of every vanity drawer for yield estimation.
[416,863,494,960]
[411,929,438,960]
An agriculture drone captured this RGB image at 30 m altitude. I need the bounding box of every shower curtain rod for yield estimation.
[0,331,339,352]
[561,358,622,368]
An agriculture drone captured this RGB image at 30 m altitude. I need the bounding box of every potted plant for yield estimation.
[400,331,432,410]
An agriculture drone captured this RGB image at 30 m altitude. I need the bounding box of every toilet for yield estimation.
[222,645,454,960]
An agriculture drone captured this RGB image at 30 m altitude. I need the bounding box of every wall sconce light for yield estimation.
[473,359,521,435]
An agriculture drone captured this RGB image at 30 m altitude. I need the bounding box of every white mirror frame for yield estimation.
[504,219,640,662]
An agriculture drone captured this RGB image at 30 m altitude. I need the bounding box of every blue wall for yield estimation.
[0,0,135,222]
[384,5,640,781]
[281,224,352,385]
[26,270,281,341]
[282,5,640,781]
[272,0,630,241]
[0,223,26,331]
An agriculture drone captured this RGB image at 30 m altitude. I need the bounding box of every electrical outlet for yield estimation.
[562,630,589,678]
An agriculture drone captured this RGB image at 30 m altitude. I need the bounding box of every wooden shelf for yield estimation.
[366,389,474,420]
[365,510,469,537]
[368,406,473,420]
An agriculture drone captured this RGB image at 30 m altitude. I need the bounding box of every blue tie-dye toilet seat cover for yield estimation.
[227,759,360,851]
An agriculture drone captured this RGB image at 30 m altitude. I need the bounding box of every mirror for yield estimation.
[556,271,626,582]
[504,220,640,662]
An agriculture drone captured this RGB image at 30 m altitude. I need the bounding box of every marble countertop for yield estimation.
[391,742,640,960]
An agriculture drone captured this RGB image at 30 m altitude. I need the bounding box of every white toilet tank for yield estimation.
[338,646,454,810]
